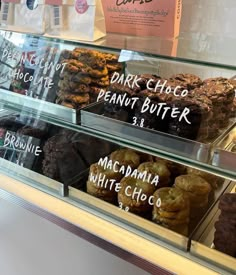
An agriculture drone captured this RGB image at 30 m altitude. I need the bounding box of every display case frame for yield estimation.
[0,29,236,274]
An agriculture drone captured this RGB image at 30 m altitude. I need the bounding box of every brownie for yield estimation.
[104,83,139,122]
[17,126,47,139]
[167,93,212,140]
[134,89,174,131]
[213,193,236,258]
[200,78,234,104]
[136,74,161,90]
[169,73,203,90]
[42,132,87,183]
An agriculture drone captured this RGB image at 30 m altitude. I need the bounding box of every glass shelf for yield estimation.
[1,99,236,182]
[0,29,235,181]
[1,30,236,70]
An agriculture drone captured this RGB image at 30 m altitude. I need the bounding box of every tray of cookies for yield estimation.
[212,127,236,171]
[0,36,124,124]
[189,182,236,273]
[67,147,227,250]
[81,75,236,163]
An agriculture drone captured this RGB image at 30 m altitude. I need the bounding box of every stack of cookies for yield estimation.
[214,193,236,258]
[56,48,122,109]
[102,53,123,79]
[174,175,212,218]
[186,167,219,189]
[118,176,156,217]
[152,187,190,236]
[155,157,187,182]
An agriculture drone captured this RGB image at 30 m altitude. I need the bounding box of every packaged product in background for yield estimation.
[46,0,106,41]
[101,0,182,38]
[0,0,49,34]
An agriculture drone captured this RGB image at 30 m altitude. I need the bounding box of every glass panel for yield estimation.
[0,108,230,253]
[0,30,124,123]
[0,30,236,181]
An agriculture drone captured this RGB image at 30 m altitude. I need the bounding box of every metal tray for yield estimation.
[0,88,77,124]
[67,167,227,251]
[81,102,236,163]
[0,157,65,196]
[212,127,236,171]
[68,173,189,251]
[190,182,236,273]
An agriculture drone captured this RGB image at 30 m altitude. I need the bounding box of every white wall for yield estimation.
[181,0,236,37]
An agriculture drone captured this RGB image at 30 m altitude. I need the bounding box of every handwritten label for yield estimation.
[97,72,192,128]
[89,171,162,211]
[2,49,67,72]
[111,72,189,97]
[3,131,42,156]
[118,202,129,212]
[132,117,145,127]
[1,48,67,96]
[98,157,159,186]
[97,89,191,125]
[116,0,153,6]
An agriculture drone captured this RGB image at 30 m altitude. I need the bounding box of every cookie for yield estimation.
[110,148,140,169]
[90,75,110,87]
[152,212,189,225]
[169,73,203,90]
[102,53,119,63]
[86,162,122,203]
[186,167,219,189]
[137,161,170,187]
[153,187,189,212]
[60,101,75,109]
[154,158,187,178]
[57,91,90,104]
[107,63,123,73]
[174,175,211,195]
[156,208,189,220]
[58,81,90,94]
[118,176,156,214]
[71,48,106,69]
[64,59,88,73]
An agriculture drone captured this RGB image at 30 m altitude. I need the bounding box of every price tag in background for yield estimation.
[50,5,63,29]
[1,0,21,24]
[45,0,63,29]
[1,2,10,24]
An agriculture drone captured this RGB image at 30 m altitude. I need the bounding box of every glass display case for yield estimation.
[0,29,236,274]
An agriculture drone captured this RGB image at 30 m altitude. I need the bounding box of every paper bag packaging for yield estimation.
[0,0,48,34]
[101,0,182,38]
[46,0,106,41]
